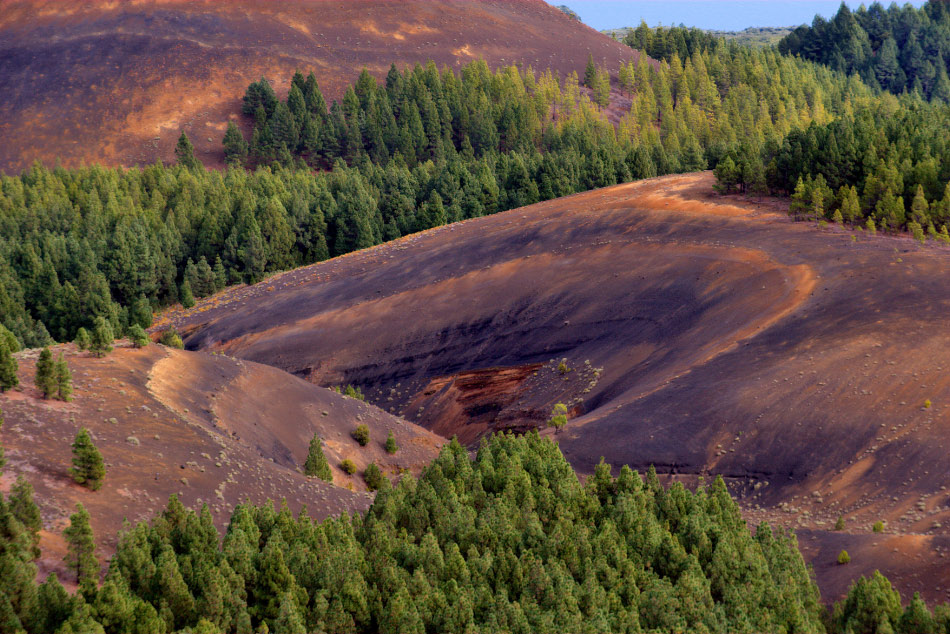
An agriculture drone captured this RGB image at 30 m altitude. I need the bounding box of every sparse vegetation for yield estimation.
[548,402,568,434]
[34,347,56,398]
[352,423,370,446]
[74,327,91,351]
[384,430,398,454]
[70,427,105,490]
[339,458,357,475]
[303,433,332,481]
[838,549,851,565]
[835,515,846,531]
[158,327,184,349]
[362,462,386,491]
[873,520,885,533]
[90,316,114,357]
[128,324,149,348]
[924,399,932,409]
[0,336,17,392]
[63,502,98,590]
[54,352,72,401]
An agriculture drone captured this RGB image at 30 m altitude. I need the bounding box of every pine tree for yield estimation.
[304,434,332,481]
[130,295,152,329]
[385,430,399,454]
[584,53,597,88]
[363,462,386,491]
[74,327,91,352]
[35,347,56,398]
[175,131,200,170]
[0,338,18,392]
[63,503,99,590]
[70,427,106,490]
[180,280,195,309]
[128,324,149,348]
[55,352,72,402]
[9,475,42,554]
[223,121,249,167]
[90,316,114,358]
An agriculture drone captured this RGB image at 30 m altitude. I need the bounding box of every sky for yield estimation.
[558,1,928,32]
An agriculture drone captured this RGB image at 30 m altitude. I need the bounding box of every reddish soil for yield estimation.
[0,342,442,584]
[0,0,643,173]
[168,172,950,604]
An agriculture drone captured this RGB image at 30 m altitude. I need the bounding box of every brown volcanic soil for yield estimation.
[0,0,642,173]
[0,342,442,584]
[168,172,950,603]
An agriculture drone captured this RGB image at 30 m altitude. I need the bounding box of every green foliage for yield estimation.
[303,434,332,481]
[63,503,99,591]
[158,328,184,349]
[55,351,72,401]
[9,475,41,556]
[70,427,105,490]
[13,432,950,632]
[873,520,885,533]
[548,402,568,434]
[779,1,950,102]
[130,295,153,329]
[35,347,56,398]
[384,430,398,454]
[339,458,357,475]
[74,327,91,351]
[128,324,149,348]
[835,515,846,531]
[837,550,851,565]
[180,279,195,309]
[0,337,18,391]
[223,121,249,167]
[91,316,114,358]
[175,131,200,170]
[362,462,386,491]
[352,424,370,446]
[834,570,902,634]
[343,384,365,401]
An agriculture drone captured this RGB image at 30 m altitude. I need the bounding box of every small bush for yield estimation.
[343,384,365,401]
[128,324,149,348]
[834,515,845,531]
[340,459,357,475]
[363,462,386,491]
[557,361,570,375]
[837,550,850,565]
[872,520,885,533]
[924,399,932,409]
[158,328,184,349]
[352,424,370,446]
[385,430,399,454]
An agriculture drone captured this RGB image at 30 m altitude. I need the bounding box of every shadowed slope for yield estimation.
[0,343,442,583]
[0,0,642,172]
[170,172,950,602]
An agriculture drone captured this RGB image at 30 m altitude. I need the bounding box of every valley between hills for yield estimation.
[162,171,950,605]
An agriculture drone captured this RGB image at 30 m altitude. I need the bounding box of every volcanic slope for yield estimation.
[170,171,950,603]
[0,342,443,583]
[0,0,641,172]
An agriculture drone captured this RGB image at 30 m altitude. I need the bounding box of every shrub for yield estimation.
[304,434,332,481]
[352,424,370,446]
[343,384,365,401]
[363,462,386,491]
[548,403,568,434]
[873,520,885,533]
[838,550,851,565]
[385,430,399,454]
[158,328,184,349]
[924,399,932,409]
[74,327,91,351]
[557,361,570,375]
[340,459,357,475]
[835,515,845,531]
[128,324,149,348]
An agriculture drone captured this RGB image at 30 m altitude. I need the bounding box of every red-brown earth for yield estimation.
[0,0,642,172]
[0,342,443,585]
[167,171,950,604]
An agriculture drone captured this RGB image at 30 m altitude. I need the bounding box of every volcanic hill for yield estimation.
[0,342,443,583]
[0,0,641,172]
[168,171,950,603]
